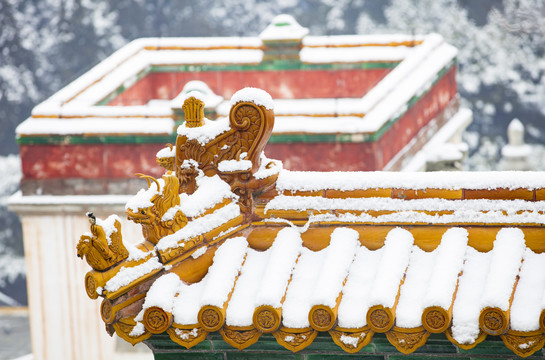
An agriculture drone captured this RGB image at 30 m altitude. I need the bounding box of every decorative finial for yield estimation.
[182,93,205,128]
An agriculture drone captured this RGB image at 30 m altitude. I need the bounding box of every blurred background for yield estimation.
[1,0,544,355]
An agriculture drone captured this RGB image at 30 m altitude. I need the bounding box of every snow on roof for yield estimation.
[229,87,274,110]
[18,31,451,137]
[276,169,545,191]
[259,14,309,41]
[131,222,544,353]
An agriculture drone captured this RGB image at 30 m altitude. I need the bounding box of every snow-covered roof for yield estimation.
[71,84,544,359]
[16,29,453,138]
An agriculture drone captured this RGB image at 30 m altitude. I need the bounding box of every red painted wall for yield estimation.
[265,67,457,171]
[20,144,165,180]
[20,67,457,179]
[108,68,393,105]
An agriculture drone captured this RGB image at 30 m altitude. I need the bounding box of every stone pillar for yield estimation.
[9,200,153,360]
[499,118,531,171]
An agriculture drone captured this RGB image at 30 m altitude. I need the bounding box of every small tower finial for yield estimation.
[182,93,205,128]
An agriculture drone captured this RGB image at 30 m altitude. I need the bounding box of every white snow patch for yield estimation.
[368,228,414,308]
[451,248,491,344]
[338,246,383,328]
[480,228,525,311]
[255,227,303,308]
[229,87,274,110]
[177,117,231,146]
[104,257,162,293]
[422,228,469,310]
[509,249,545,331]
[200,237,248,308]
[156,202,241,251]
[310,228,359,308]
[282,247,327,328]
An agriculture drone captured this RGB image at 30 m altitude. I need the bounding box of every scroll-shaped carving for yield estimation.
[84,272,101,299]
[329,327,373,353]
[367,305,395,333]
[143,306,173,334]
[77,213,128,272]
[101,299,114,324]
[253,305,281,333]
[479,306,508,335]
[385,327,430,354]
[126,172,187,245]
[219,326,261,350]
[309,305,336,332]
[501,330,545,358]
[422,306,450,333]
[175,93,276,211]
[273,327,317,352]
[167,326,208,349]
[198,305,225,332]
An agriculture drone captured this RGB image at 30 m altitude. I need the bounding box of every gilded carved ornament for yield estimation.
[77,213,128,271]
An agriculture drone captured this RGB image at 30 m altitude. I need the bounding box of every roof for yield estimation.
[75,89,545,358]
[16,17,455,140]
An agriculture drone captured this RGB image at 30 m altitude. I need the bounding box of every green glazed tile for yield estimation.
[305,355,384,360]
[226,352,303,360]
[154,352,224,360]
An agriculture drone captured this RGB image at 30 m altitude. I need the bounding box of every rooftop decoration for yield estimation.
[77,88,545,358]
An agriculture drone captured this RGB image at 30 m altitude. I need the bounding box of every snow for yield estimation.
[340,334,362,347]
[395,246,436,328]
[177,117,231,145]
[501,144,532,158]
[216,98,371,118]
[282,247,327,328]
[104,257,162,293]
[229,87,274,110]
[142,273,183,312]
[94,214,120,245]
[310,228,359,308]
[156,202,241,251]
[422,228,468,310]
[300,46,411,63]
[172,236,248,324]
[156,146,175,159]
[9,192,132,205]
[255,227,302,308]
[16,117,175,136]
[259,14,309,41]
[451,248,491,344]
[368,228,414,308]
[226,248,269,326]
[125,177,163,212]
[172,281,206,325]
[199,236,248,307]
[276,169,545,191]
[253,153,283,180]
[178,175,238,218]
[172,81,223,109]
[265,195,545,218]
[337,246,383,328]
[510,249,545,331]
[191,246,207,259]
[358,34,444,113]
[218,159,252,172]
[480,228,525,311]
[303,34,424,47]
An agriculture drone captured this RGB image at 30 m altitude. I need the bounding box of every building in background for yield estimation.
[10,15,471,360]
